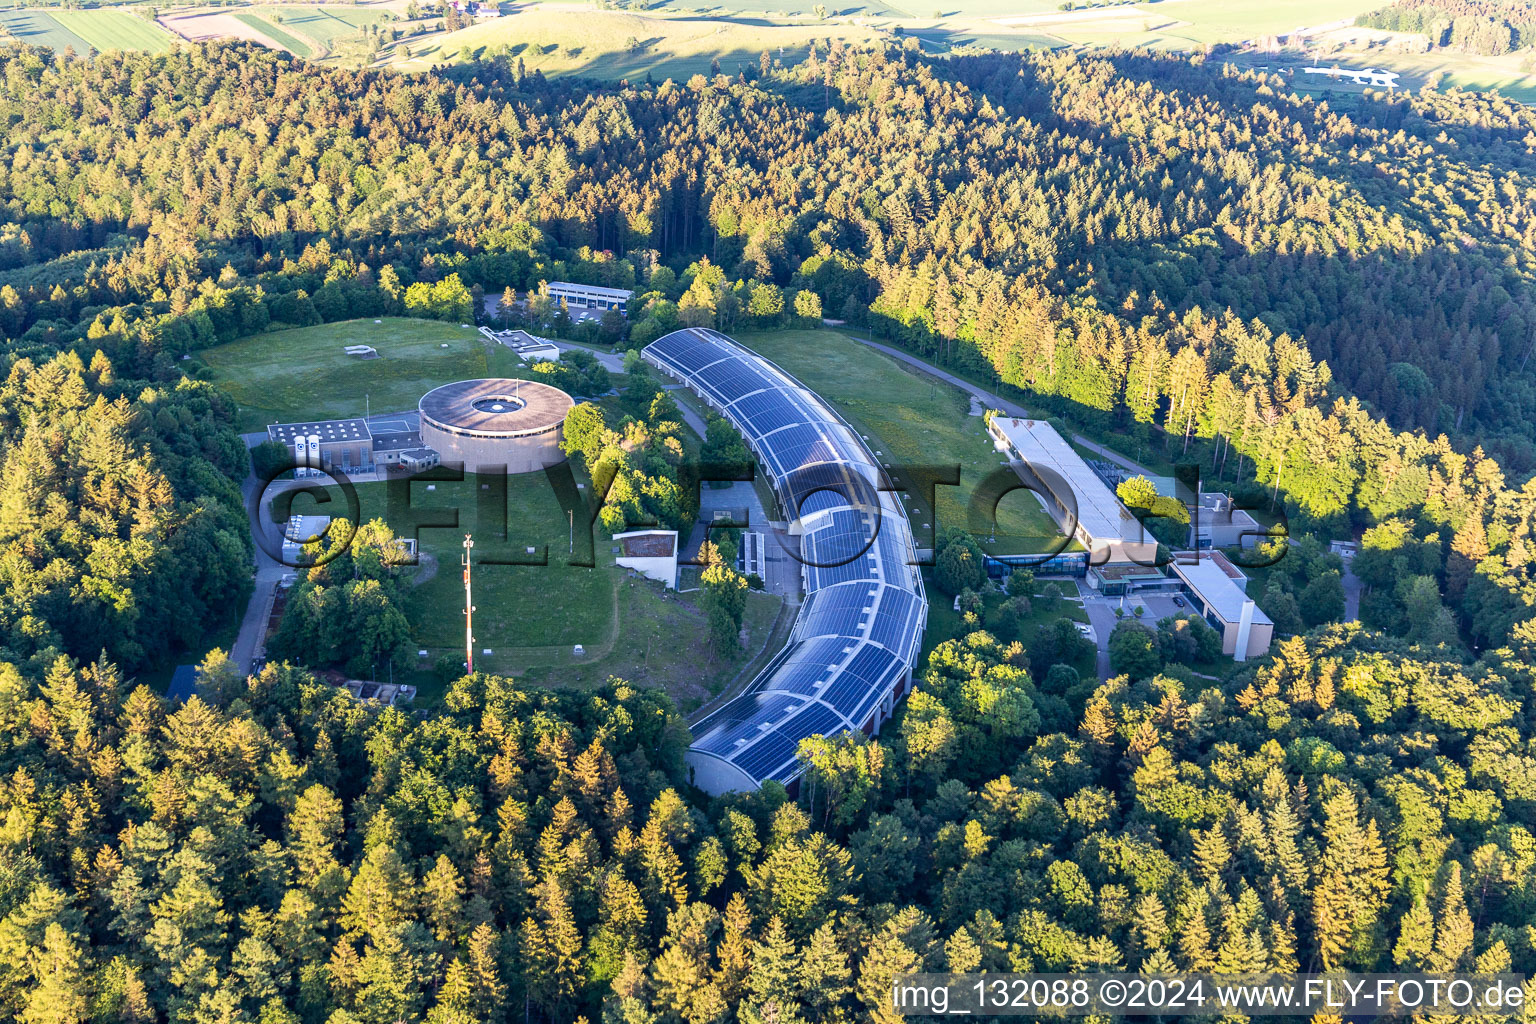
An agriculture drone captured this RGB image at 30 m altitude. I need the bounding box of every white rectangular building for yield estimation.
[546,281,633,315]
[987,417,1157,567]
[614,530,678,588]
[1169,551,1274,661]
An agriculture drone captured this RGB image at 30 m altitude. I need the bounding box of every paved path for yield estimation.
[1071,435,1157,479]
[1081,595,1120,680]
[552,340,625,373]
[1341,552,1363,623]
[661,384,710,438]
[846,336,1159,479]
[229,443,285,678]
[230,414,419,679]
[853,336,1033,418]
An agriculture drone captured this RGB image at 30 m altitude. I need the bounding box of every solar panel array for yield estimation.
[644,329,926,790]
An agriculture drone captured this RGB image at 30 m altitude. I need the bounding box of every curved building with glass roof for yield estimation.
[643,329,927,795]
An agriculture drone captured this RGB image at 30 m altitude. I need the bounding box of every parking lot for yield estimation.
[682,480,801,600]
[1140,592,1189,624]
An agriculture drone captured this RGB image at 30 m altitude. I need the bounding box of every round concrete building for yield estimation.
[418,378,575,473]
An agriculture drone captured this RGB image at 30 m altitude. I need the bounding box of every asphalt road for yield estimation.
[229,439,285,677]
[1080,594,1119,680]
[660,383,710,438]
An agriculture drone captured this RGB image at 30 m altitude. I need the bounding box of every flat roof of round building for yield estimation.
[419,378,573,436]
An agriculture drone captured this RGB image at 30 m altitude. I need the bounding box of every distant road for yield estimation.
[844,335,1160,479]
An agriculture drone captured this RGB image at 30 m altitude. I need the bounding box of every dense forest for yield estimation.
[1358,0,1536,53]
[0,347,252,674]
[3,42,1536,467]
[3,36,1536,1022]
[0,627,1531,1022]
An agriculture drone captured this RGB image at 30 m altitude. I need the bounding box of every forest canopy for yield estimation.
[0,626,1531,1022]
[1,36,1536,1024]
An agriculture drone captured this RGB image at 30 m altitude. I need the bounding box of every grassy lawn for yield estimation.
[381,7,883,77]
[919,572,1091,672]
[200,318,498,430]
[293,469,780,712]
[828,328,1188,482]
[733,329,1067,556]
[390,473,608,649]
[508,583,783,710]
[49,9,176,51]
[216,317,777,709]
[235,11,314,55]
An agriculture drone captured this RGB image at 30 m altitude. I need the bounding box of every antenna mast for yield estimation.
[463,534,475,674]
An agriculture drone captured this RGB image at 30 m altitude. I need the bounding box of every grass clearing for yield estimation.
[1225,34,1536,104]
[48,9,176,51]
[920,572,1091,671]
[234,11,313,55]
[200,318,497,431]
[258,5,388,48]
[381,6,882,78]
[733,329,1067,556]
[1039,0,1384,48]
[0,9,91,51]
[303,473,779,711]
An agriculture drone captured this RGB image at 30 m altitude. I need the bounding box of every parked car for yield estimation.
[1173,595,1185,608]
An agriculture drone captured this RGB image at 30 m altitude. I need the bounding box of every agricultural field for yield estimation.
[374,0,1413,78]
[234,10,313,55]
[734,329,1068,557]
[6,0,1530,107]
[156,3,393,59]
[963,0,1386,50]
[378,5,884,77]
[160,8,289,50]
[0,8,92,51]
[197,317,525,431]
[50,8,176,50]
[257,4,390,47]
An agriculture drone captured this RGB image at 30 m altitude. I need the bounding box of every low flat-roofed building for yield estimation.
[615,529,678,588]
[371,429,428,467]
[1190,492,1267,550]
[480,327,562,362]
[1169,550,1274,661]
[547,281,634,314]
[269,418,444,476]
[398,448,441,472]
[1090,562,1169,595]
[268,418,374,473]
[988,417,1158,567]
